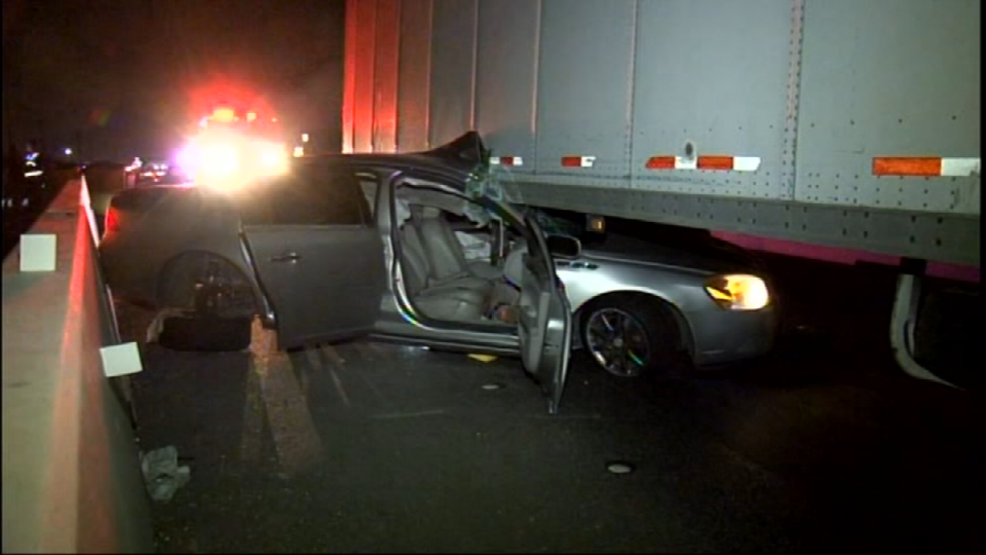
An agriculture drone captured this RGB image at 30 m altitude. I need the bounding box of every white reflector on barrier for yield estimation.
[100,342,144,378]
[19,234,57,272]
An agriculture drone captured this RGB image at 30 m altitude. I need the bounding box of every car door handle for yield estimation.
[269,252,301,263]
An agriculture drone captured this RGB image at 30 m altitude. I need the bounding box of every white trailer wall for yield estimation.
[342,0,980,267]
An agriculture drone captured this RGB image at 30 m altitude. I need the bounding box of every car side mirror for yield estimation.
[546,234,581,259]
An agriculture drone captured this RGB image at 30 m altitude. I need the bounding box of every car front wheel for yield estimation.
[581,297,681,378]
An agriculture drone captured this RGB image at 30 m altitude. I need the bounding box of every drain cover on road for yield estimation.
[481,383,505,391]
[606,461,635,475]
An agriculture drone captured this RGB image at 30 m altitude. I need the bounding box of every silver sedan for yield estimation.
[521,209,778,377]
[100,132,775,416]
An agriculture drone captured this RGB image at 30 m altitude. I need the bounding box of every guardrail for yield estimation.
[3,165,80,259]
[2,177,153,552]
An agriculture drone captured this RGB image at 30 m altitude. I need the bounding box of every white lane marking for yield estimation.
[370,409,447,420]
[346,342,397,408]
[354,341,382,360]
[240,355,264,466]
[314,344,351,408]
[319,343,346,365]
[531,413,603,420]
[249,322,323,478]
[303,345,322,371]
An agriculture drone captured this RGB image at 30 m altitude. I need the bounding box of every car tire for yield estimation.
[581,296,682,378]
[158,314,252,352]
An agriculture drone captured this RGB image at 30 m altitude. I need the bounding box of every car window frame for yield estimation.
[392,173,526,235]
[238,162,375,228]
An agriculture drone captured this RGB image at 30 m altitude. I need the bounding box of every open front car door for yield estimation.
[518,216,573,414]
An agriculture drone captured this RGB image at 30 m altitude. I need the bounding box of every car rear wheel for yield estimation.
[582,297,680,378]
[159,314,252,352]
[157,256,256,352]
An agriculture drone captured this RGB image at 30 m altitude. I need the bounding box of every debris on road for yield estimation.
[141,445,191,502]
[468,353,498,363]
[145,308,192,344]
[606,461,635,475]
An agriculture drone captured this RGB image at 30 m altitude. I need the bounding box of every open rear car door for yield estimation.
[241,163,387,349]
[518,216,573,414]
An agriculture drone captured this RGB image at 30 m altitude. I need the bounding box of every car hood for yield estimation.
[581,232,763,274]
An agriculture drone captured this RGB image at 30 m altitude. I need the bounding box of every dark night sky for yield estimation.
[2,0,344,161]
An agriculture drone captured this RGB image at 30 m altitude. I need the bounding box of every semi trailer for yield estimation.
[340,0,980,386]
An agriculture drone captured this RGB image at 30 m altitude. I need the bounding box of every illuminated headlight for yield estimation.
[704,274,770,311]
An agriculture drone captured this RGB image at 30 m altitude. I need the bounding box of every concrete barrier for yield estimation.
[2,178,153,552]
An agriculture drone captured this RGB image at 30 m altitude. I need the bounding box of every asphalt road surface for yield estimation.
[118,255,984,553]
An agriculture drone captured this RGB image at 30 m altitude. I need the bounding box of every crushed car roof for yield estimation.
[302,131,489,182]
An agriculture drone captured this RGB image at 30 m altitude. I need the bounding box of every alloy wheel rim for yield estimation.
[585,308,650,377]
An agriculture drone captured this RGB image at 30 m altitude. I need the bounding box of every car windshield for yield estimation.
[529,205,735,254]
[519,206,614,249]
[527,208,585,238]
[398,174,525,232]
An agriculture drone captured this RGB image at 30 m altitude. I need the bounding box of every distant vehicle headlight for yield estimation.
[704,274,770,311]
[255,141,288,177]
[182,132,287,192]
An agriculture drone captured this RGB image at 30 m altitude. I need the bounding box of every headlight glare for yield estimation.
[201,144,239,177]
[255,141,288,176]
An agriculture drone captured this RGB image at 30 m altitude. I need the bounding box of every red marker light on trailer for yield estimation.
[697,156,734,170]
[645,155,761,172]
[490,156,523,167]
[645,156,676,169]
[561,156,596,168]
[872,157,980,177]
